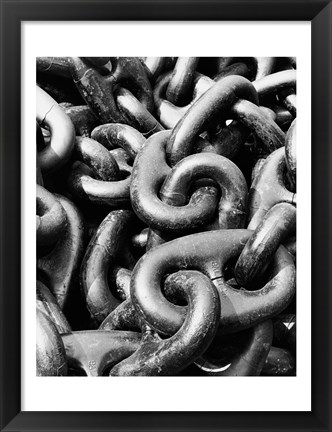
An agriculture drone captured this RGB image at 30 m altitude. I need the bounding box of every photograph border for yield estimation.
[1,1,331,431]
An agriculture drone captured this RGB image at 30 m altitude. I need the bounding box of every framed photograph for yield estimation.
[1,0,331,431]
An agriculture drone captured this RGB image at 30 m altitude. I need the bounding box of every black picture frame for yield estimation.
[0,1,331,431]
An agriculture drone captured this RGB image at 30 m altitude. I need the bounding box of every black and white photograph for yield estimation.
[3,3,332,429]
[36,56,297,377]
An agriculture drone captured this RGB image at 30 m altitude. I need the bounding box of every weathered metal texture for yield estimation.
[109,148,133,177]
[130,229,296,336]
[63,105,99,137]
[36,185,67,247]
[114,87,164,137]
[109,57,154,113]
[68,57,124,124]
[160,151,248,230]
[154,72,189,128]
[247,147,296,230]
[36,85,76,172]
[100,299,141,332]
[235,203,296,287]
[153,71,213,129]
[62,330,141,376]
[143,148,249,247]
[253,69,296,100]
[37,195,85,310]
[67,137,133,207]
[36,309,68,376]
[37,281,72,334]
[261,346,295,376]
[108,266,132,301]
[80,210,135,324]
[195,320,273,376]
[130,130,219,231]
[73,137,120,181]
[231,99,286,153]
[110,271,220,376]
[143,57,176,81]
[34,56,297,378]
[285,118,297,191]
[215,57,276,81]
[67,161,131,207]
[91,123,146,158]
[37,57,70,78]
[167,75,259,166]
[210,74,276,160]
[166,57,200,106]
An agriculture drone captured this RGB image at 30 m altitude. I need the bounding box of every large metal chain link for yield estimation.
[36,57,297,377]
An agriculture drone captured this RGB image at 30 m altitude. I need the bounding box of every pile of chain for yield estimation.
[36,57,296,376]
